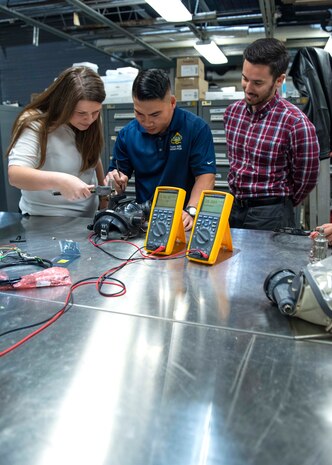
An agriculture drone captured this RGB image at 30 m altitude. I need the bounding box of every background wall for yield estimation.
[0,40,124,106]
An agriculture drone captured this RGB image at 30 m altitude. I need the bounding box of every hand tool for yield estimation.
[52,185,114,196]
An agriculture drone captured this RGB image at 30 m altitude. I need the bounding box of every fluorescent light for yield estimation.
[324,35,332,56]
[73,12,80,26]
[145,0,192,22]
[194,40,228,64]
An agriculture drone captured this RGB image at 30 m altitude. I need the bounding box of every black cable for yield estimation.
[97,276,126,297]
[96,245,143,296]
[0,256,54,289]
[0,241,186,339]
[0,303,74,338]
[91,234,140,261]
[0,275,102,338]
[0,257,53,270]
[0,298,73,338]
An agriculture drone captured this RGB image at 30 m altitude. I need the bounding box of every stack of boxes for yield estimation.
[101,67,138,104]
[175,57,208,101]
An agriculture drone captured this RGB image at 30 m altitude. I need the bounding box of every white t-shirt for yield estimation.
[8,123,98,217]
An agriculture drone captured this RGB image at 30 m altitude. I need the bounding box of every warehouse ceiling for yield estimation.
[0,0,331,71]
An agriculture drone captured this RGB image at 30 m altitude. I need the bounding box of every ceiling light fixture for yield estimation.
[73,12,81,26]
[194,40,228,65]
[324,35,332,56]
[145,0,192,23]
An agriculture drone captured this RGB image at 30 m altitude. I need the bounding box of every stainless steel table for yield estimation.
[1,212,332,465]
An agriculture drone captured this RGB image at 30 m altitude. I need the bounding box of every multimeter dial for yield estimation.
[146,208,174,249]
[190,214,219,253]
[151,221,167,237]
[195,227,211,244]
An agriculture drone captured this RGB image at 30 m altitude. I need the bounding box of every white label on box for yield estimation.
[181,89,199,101]
[181,64,199,77]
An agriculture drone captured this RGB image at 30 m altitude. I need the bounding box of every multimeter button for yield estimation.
[152,222,167,237]
[196,228,211,244]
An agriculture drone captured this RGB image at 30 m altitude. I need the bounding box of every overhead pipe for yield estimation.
[258,0,276,37]
[0,4,139,67]
[66,0,172,62]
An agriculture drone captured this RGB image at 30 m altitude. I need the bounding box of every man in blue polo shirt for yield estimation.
[106,68,216,230]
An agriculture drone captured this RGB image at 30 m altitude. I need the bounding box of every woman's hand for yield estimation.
[54,173,94,201]
[8,166,94,201]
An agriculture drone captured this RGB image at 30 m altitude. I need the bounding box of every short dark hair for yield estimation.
[243,38,290,80]
[132,69,171,100]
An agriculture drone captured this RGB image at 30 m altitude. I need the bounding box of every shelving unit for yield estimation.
[199,99,236,193]
[0,105,21,212]
[102,103,136,196]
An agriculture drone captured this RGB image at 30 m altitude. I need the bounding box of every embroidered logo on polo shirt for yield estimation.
[170,132,183,151]
[171,132,182,145]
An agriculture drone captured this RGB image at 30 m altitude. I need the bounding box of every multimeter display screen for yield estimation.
[201,195,225,214]
[156,191,177,208]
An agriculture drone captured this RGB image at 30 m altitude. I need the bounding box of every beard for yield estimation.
[244,82,277,108]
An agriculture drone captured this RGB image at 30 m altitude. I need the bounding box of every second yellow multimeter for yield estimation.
[144,186,186,255]
[187,190,234,265]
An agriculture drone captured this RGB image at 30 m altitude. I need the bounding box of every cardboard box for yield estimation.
[101,76,134,103]
[175,77,208,101]
[176,57,205,79]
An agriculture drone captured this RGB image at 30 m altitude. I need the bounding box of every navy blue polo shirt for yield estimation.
[109,106,216,203]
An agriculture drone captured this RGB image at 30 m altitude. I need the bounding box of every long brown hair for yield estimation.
[7,66,106,171]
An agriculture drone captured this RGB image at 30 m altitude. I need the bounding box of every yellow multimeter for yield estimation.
[187,190,234,265]
[144,186,186,255]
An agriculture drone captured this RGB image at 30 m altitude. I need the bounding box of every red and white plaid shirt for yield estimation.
[224,93,320,206]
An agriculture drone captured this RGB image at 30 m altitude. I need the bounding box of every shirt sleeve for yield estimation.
[290,116,320,206]
[189,121,216,176]
[8,125,41,168]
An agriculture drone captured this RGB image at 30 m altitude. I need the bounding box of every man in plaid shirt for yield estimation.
[224,38,320,231]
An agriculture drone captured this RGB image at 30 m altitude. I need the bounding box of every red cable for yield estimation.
[0,279,125,357]
[0,237,188,357]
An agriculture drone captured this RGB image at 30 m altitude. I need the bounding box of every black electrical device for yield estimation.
[87,195,151,240]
